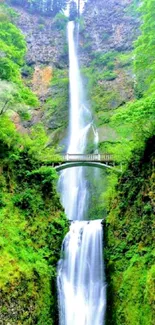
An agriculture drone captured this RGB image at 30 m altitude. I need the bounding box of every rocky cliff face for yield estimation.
[14,0,139,67]
[78,0,140,148]
[80,0,139,60]
[10,5,69,143]
[10,0,140,146]
[15,7,67,67]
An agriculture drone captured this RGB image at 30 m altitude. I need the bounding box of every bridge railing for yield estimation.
[61,153,113,162]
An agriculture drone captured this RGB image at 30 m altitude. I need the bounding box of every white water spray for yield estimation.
[57,21,106,325]
[58,221,106,325]
[58,21,91,221]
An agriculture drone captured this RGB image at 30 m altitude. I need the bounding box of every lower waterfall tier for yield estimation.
[57,220,106,325]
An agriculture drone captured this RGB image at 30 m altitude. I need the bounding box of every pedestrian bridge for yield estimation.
[51,154,121,172]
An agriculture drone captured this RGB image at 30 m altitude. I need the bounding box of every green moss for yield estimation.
[105,137,155,325]
[43,68,69,136]
[101,71,117,81]
[81,51,121,123]
[0,115,68,324]
[116,52,133,68]
[53,13,68,31]
[0,3,39,110]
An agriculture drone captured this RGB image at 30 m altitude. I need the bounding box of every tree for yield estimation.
[9,0,69,16]
[134,0,155,95]
[0,80,17,115]
[0,80,30,117]
[0,21,26,65]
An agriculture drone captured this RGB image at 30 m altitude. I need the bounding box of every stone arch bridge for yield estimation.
[51,154,122,172]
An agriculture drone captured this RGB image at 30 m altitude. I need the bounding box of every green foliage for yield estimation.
[81,51,119,123]
[0,3,39,109]
[0,80,37,118]
[24,122,61,163]
[0,3,19,22]
[99,45,155,165]
[85,168,109,220]
[0,57,20,82]
[0,21,26,65]
[134,0,155,95]
[103,172,118,211]
[112,95,155,128]
[9,0,68,16]
[43,68,69,136]
[105,138,155,325]
[0,80,17,115]
[0,114,68,324]
[100,70,117,81]
[0,114,21,153]
[21,64,34,77]
[104,93,155,166]
[116,52,133,68]
[53,12,68,30]
[17,84,38,107]
[92,51,117,68]
[85,5,155,323]
[91,83,120,113]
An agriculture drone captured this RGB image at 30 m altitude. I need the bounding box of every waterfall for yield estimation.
[58,221,106,325]
[58,21,91,221]
[57,21,106,325]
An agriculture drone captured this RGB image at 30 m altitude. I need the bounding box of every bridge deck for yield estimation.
[56,153,113,163]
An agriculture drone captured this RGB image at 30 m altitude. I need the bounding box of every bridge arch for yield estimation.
[51,154,121,172]
[55,161,121,172]
[55,161,113,172]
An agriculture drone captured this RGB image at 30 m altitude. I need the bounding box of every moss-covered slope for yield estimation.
[0,116,68,325]
[105,137,155,325]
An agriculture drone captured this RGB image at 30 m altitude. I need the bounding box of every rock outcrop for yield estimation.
[80,0,140,61]
[9,0,140,145]
[14,7,67,66]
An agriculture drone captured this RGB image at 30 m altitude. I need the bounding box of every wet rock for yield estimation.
[79,0,140,64]
[13,7,67,67]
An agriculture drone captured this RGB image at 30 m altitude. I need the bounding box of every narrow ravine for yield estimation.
[57,20,106,325]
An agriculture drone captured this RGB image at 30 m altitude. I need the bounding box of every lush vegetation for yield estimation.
[81,49,133,130]
[0,115,68,324]
[9,0,69,16]
[102,1,155,324]
[0,4,68,324]
[80,1,155,324]
[97,0,155,163]
[0,3,38,118]
[43,68,69,145]
[0,0,155,324]
[134,0,155,96]
[105,138,155,325]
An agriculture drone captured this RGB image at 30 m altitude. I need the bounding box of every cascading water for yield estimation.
[57,20,106,325]
[58,221,106,325]
[58,21,92,221]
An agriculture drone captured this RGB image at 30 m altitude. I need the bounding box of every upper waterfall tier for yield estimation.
[67,21,91,154]
[58,21,96,221]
